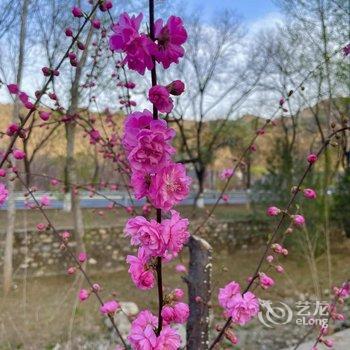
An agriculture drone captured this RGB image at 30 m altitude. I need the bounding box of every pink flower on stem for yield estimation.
[39,111,51,121]
[219,168,234,180]
[154,16,188,69]
[126,248,155,290]
[65,27,73,37]
[218,281,241,310]
[36,223,47,232]
[162,210,190,256]
[92,19,101,29]
[276,265,285,274]
[7,84,19,94]
[78,289,89,301]
[259,273,275,290]
[128,127,175,173]
[148,85,174,113]
[293,214,305,227]
[303,188,317,199]
[123,35,157,75]
[125,216,164,257]
[166,80,185,96]
[227,291,260,325]
[222,194,229,202]
[99,300,120,314]
[175,264,186,273]
[219,281,259,325]
[13,149,25,160]
[72,6,83,18]
[156,326,181,349]
[148,162,191,211]
[40,195,51,207]
[128,310,158,349]
[6,123,20,136]
[267,206,280,217]
[307,153,318,164]
[78,252,87,263]
[0,183,9,206]
[109,12,143,52]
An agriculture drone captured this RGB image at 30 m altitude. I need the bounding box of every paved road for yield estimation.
[0,190,250,210]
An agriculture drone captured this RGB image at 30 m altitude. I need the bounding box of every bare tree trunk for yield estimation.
[64,19,94,254]
[3,0,29,294]
[186,235,212,350]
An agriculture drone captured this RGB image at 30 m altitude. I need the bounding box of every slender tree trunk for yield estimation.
[194,166,205,208]
[3,0,29,294]
[64,18,94,253]
[186,235,212,350]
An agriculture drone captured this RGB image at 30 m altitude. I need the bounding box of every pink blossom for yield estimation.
[227,291,260,325]
[36,223,47,231]
[276,265,285,273]
[156,326,181,349]
[67,266,76,275]
[173,288,184,300]
[40,195,51,207]
[323,339,334,348]
[65,27,73,37]
[99,300,120,314]
[122,110,154,153]
[72,6,83,18]
[166,80,185,96]
[219,168,234,180]
[39,111,51,121]
[89,129,101,144]
[128,310,158,350]
[173,302,189,323]
[342,43,350,56]
[125,217,164,257]
[149,163,191,211]
[6,123,20,136]
[18,91,29,104]
[78,289,89,301]
[175,264,186,273]
[293,214,305,227]
[131,171,152,200]
[0,169,6,177]
[218,281,241,309]
[222,194,229,202]
[13,149,25,160]
[123,35,157,75]
[92,19,101,29]
[149,85,174,113]
[7,84,19,94]
[162,210,189,256]
[303,188,317,199]
[259,273,275,289]
[0,183,9,206]
[267,206,280,217]
[307,153,318,164]
[266,255,274,263]
[128,130,175,172]
[126,248,155,290]
[109,13,143,52]
[78,252,87,263]
[154,16,187,69]
[51,178,59,186]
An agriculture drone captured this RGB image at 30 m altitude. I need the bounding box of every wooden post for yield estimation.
[186,235,212,350]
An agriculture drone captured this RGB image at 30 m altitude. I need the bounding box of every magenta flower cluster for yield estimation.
[109,10,191,349]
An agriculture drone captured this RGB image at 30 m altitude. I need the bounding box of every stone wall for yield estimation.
[0,220,270,277]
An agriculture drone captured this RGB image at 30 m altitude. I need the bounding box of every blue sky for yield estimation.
[190,0,279,22]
